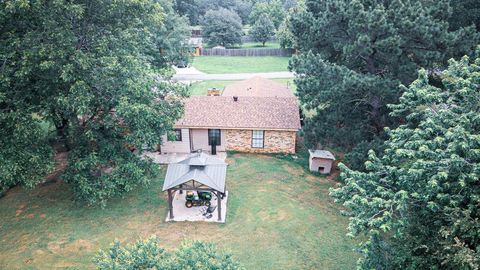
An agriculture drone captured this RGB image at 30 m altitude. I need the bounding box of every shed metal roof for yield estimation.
[309,150,335,160]
[162,152,227,192]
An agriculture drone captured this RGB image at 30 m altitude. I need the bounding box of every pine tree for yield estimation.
[331,52,480,269]
[289,0,478,150]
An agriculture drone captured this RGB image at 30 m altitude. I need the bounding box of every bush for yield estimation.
[95,236,242,270]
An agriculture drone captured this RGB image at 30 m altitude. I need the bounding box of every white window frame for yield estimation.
[251,130,265,148]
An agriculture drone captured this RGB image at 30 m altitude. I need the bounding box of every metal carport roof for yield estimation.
[162,152,227,192]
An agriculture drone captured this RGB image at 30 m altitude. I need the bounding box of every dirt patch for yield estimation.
[44,151,69,183]
[15,210,23,217]
[47,240,66,254]
[282,164,304,177]
[40,214,46,218]
[53,261,78,268]
[26,214,35,219]
[275,209,290,221]
[34,249,46,257]
[63,239,95,253]
[225,157,236,165]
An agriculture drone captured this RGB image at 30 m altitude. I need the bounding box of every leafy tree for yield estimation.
[1,0,188,205]
[201,8,243,47]
[0,115,54,195]
[250,14,275,46]
[180,0,251,25]
[331,53,480,269]
[289,0,478,151]
[249,0,285,29]
[232,0,253,24]
[276,21,294,49]
[158,3,193,67]
[95,236,242,269]
[174,0,199,24]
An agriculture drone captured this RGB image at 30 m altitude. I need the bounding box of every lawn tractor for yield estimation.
[185,191,212,208]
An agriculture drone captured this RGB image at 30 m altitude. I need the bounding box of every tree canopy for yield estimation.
[249,0,285,29]
[94,236,242,269]
[250,13,275,46]
[289,0,478,154]
[174,0,252,25]
[201,8,243,48]
[0,0,189,205]
[331,52,480,269]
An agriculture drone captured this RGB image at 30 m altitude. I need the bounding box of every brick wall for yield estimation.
[225,129,296,154]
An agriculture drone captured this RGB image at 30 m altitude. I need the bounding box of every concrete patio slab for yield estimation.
[165,190,228,223]
[143,151,227,164]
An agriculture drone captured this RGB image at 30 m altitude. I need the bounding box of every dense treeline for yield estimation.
[288,0,480,268]
[175,0,295,47]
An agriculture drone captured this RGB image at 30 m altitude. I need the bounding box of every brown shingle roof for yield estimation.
[176,96,301,130]
[222,76,294,97]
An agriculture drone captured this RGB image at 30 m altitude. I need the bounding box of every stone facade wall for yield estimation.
[225,129,296,154]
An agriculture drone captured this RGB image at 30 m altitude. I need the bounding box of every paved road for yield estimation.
[172,71,295,81]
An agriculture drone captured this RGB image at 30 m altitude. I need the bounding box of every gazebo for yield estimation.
[162,151,228,222]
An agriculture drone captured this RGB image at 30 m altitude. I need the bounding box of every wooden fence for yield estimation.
[200,47,295,57]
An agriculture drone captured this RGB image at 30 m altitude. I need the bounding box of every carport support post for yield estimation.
[216,191,222,221]
[167,189,174,219]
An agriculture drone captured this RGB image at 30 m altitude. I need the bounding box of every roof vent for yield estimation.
[233,96,238,102]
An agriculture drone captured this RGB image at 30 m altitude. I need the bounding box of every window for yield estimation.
[168,129,182,141]
[252,130,264,148]
[208,129,221,145]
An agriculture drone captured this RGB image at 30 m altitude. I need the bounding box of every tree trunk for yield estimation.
[55,117,70,151]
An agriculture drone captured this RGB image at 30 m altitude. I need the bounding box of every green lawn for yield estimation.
[191,56,290,74]
[188,78,296,96]
[0,153,357,269]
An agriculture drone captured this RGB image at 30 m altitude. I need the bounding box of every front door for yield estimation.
[208,129,221,155]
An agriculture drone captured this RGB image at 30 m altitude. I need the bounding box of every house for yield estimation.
[308,150,335,174]
[159,77,301,154]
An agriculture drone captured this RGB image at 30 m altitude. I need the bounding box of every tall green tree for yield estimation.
[250,13,275,46]
[201,8,243,47]
[94,236,242,269]
[331,53,480,269]
[249,0,285,29]
[0,0,188,205]
[290,0,478,153]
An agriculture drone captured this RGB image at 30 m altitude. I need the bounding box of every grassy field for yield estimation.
[0,153,357,269]
[188,78,296,96]
[191,56,290,74]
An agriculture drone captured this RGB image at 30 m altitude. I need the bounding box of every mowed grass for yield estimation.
[191,56,290,74]
[189,78,296,96]
[0,154,357,269]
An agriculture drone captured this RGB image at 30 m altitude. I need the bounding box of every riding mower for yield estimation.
[185,191,212,208]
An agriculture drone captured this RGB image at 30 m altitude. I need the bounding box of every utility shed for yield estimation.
[308,150,335,174]
[163,151,228,222]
